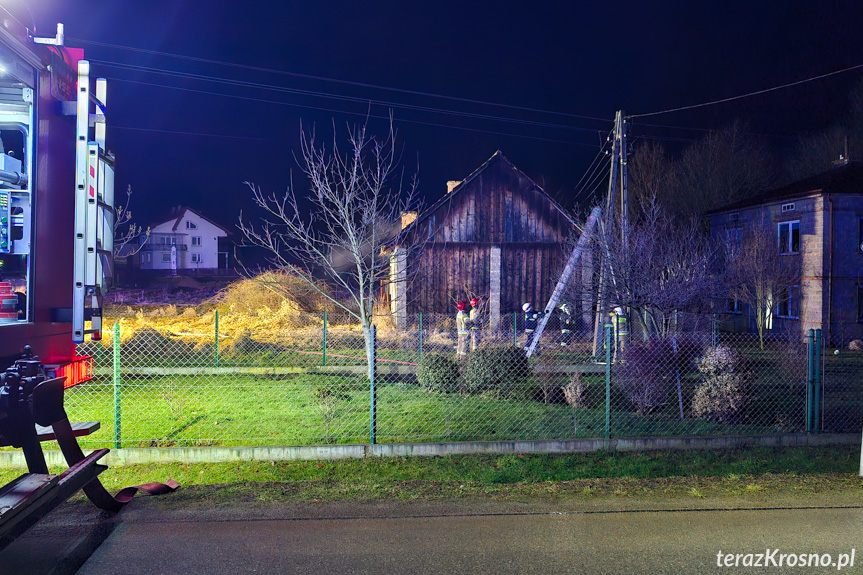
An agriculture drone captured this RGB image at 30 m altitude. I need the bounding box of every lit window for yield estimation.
[191,236,202,246]
[191,253,202,263]
[778,221,800,254]
[186,221,197,230]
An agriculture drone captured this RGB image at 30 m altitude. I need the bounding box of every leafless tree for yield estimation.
[628,140,678,220]
[239,119,420,381]
[723,221,802,349]
[784,124,851,182]
[594,196,718,339]
[113,185,150,257]
[645,122,772,220]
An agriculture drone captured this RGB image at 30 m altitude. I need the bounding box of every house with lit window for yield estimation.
[707,160,863,345]
[134,207,230,274]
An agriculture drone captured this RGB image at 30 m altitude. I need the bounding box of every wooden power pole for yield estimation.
[591,110,629,358]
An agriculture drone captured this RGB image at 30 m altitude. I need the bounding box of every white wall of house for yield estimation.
[139,209,228,271]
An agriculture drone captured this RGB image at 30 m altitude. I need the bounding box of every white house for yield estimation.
[137,207,229,272]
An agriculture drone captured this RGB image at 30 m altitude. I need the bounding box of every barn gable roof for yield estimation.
[415,150,578,228]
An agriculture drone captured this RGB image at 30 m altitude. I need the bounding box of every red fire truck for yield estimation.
[0,8,113,382]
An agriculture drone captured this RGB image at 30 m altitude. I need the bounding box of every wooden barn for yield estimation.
[390,151,580,330]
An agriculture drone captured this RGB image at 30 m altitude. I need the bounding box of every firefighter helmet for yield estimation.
[522,303,531,312]
[470,297,478,306]
[457,301,466,311]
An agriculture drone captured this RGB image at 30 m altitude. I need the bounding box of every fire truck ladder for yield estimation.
[73,61,114,343]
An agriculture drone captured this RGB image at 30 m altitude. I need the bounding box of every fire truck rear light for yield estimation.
[55,356,94,388]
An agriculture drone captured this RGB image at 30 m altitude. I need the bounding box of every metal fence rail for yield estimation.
[67,311,860,448]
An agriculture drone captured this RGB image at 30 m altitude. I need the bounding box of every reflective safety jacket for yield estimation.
[560,312,574,333]
[456,310,469,335]
[469,308,481,330]
[524,311,542,332]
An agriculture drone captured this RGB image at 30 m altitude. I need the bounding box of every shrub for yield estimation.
[417,353,461,393]
[692,344,747,423]
[616,339,691,415]
[562,372,586,434]
[562,372,586,409]
[462,345,530,397]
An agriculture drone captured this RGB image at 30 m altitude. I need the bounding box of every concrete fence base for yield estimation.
[0,433,858,469]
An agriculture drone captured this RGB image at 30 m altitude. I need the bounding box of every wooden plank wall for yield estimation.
[406,156,576,313]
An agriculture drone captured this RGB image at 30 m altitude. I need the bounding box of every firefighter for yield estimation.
[522,302,542,349]
[559,302,574,346]
[469,297,482,351]
[456,301,469,357]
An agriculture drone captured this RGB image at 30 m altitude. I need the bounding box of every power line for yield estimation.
[629,62,863,119]
[629,120,797,140]
[71,37,609,123]
[105,77,602,147]
[572,131,613,193]
[93,59,604,134]
[112,125,271,140]
[573,153,611,206]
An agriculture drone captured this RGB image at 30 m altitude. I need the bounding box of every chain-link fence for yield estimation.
[67,311,861,448]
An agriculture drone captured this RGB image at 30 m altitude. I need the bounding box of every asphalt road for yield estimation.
[4,500,862,574]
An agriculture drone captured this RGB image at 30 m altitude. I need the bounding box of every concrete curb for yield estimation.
[0,433,858,468]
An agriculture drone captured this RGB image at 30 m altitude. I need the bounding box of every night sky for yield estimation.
[18,0,863,229]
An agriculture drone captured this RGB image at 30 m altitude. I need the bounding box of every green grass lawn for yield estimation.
[61,373,785,449]
[3,446,860,504]
[69,333,863,448]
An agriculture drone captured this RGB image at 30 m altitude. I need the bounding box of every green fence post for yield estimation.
[806,329,814,433]
[814,329,822,434]
[712,313,719,347]
[370,324,377,445]
[513,312,518,347]
[418,312,423,359]
[214,310,220,367]
[113,322,121,449]
[605,323,612,440]
[322,311,328,366]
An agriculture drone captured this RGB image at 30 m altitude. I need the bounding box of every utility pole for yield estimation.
[591,110,628,358]
[619,112,629,242]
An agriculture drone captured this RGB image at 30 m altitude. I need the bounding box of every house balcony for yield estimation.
[140,232,188,252]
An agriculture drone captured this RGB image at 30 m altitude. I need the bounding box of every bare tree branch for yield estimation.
[593,196,718,339]
[113,185,150,257]
[239,117,421,380]
[723,220,802,349]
